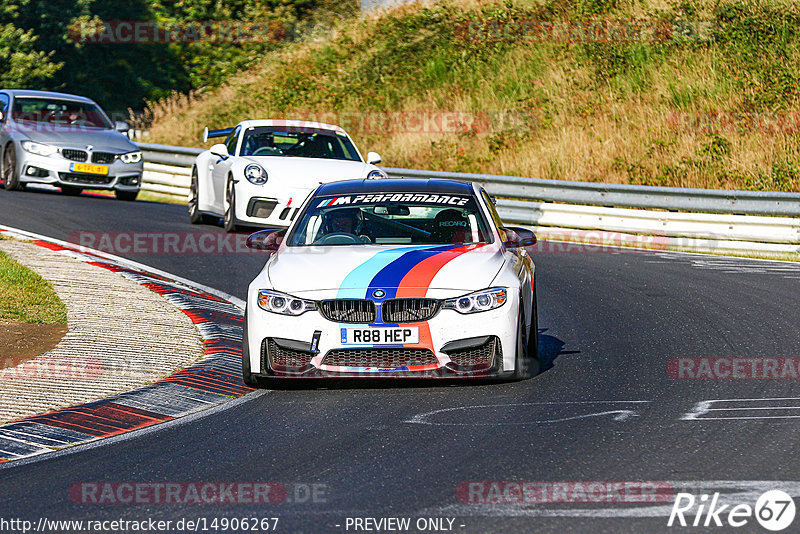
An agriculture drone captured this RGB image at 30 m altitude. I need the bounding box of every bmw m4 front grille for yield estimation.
[322,348,437,368]
[319,299,376,323]
[381,298,440,323]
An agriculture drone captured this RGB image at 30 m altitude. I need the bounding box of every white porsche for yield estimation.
[189,119,385,232]
[241,177,540,384]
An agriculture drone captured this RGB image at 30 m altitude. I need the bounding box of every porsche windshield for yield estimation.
[11,98,113,129]
[288,193,493,246]
[239,126,361,161]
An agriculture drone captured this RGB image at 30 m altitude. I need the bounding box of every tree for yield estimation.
[0,24,61,88]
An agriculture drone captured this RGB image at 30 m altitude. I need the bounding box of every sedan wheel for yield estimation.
[2,145,24,191]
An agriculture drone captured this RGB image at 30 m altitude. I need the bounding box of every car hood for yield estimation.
[242,156,370,188]
[9,122,137,152]
[267,243,506,297]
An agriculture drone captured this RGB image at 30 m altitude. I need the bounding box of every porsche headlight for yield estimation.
[257,290,316,316]
[443,288,507,314]
[245,164,268,185]
[21,141,58,157]
[119,151,142,164]
[366,169,387,179]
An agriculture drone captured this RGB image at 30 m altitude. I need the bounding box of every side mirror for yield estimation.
[499,226,537,248]
[366,151,382,164]
[246,229,286,252]
[209,143,229,159]
[115,121,130,133]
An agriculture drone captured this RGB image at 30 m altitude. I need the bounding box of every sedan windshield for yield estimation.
[239,126,361,161]
[288,192,493,246]
[11,98,113,129]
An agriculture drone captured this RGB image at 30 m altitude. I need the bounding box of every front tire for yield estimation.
[513,288,541,380]
[241,307,259,387]
[115,190,138,201]
[224,176,238,233]
[2,144,24,191]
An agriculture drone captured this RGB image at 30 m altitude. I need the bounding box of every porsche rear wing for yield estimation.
[202,126,234,143]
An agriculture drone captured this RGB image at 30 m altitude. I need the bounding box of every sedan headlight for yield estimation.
[245,164,268,185]
[443,288,507,314]
[119,151,142,164]
[21,141,58,157]
[257,290,316,316]
[366,169,387,179]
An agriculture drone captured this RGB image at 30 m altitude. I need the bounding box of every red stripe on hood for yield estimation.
[395,244,485,298]
[395,244,485,351]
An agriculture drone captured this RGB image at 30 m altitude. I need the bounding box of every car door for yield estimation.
[210,125,240,211]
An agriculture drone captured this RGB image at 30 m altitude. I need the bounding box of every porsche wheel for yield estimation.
[224,176,238,233]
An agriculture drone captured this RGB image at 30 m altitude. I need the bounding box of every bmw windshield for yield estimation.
[11,97,113,129]
[287,192,494,246]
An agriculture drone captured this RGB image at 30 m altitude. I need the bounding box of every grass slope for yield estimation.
[0,249,67,324]
[144,0,800,192]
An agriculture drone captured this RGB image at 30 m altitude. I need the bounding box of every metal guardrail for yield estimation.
[138,142,800,217]
[382,167,800,217]
[135,142,800,252]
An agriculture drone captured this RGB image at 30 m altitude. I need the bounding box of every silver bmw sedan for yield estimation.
[0,89,143,201]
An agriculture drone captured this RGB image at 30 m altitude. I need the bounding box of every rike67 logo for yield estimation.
[668,490,796,531]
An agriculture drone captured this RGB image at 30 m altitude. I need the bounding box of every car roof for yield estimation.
[238,119,347,136]
[316,178,476,196]
[0,89,96,104]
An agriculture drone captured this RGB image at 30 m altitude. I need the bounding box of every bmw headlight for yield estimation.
[257,290,316,316]
[21,141,58,157]
[443,288,507,314]
[366,169,387,179]
[119,151,142,164]
[245,164,268,185]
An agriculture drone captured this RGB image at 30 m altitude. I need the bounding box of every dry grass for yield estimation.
[141,0,800,192]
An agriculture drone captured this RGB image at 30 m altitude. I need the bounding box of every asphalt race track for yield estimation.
[2,187,800,533]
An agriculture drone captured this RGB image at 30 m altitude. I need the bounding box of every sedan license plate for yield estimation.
[70,163,109,175]
[341,327,419,345]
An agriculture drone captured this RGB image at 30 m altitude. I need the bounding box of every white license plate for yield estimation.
[341,327,419,345]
